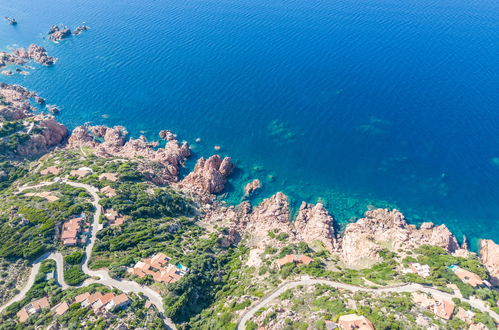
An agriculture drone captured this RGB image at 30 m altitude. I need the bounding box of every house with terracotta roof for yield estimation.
[74,292,90,304]
[17,297,50,323]
[52,301,69,316]
[61,215,89,246]
[275,254,313,269]
[106,293,130,311]
[449,265,484,287]
[70,167,93,179]
[40,167,61,176]
[104,209,127,226]
[75,291,130,312]
[337,314,374,330]
[412,292,455,320]
[100,186,117,198]
[99,173,119,182]
[25,191,60,202]
[128,253,187,284]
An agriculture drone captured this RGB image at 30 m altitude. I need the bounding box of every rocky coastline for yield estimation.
[1,80,497,276]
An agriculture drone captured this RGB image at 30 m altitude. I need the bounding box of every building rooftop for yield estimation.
[452,266,484,287]
[99,173,119,182]
[275,254,313,268]
[40,167,61,175]
[100,186,117,198]
[338,314,374,330]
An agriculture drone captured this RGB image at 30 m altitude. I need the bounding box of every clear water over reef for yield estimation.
[1,0,498,248]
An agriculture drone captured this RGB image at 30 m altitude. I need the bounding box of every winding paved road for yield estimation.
[237,277,499,330]
[2,180,177,329]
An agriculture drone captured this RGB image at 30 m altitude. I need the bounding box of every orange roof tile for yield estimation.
[17,308,29,322]
[338,314,374,330]
[111,293,129,306]
[99,173,119,182]
[53,301,69,316]
[74,292,90,303]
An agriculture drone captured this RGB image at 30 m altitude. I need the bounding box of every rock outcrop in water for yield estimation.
[159,130,176,141]
[0,45,57,68]
[67,125,191,184]
[181,155,234,195]
[339,208,462,267]
[13,45,57,66]
[48,24,89,41]
[73,25,89,35]
[48,25,72,42]
[479,239,499,286]
[244,179,261,197]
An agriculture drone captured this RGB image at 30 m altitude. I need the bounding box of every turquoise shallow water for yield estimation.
[1,0,498,248]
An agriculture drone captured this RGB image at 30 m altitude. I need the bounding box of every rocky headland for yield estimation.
[67,125,191,184]
[179,155,234,196]
[0,83,67,156]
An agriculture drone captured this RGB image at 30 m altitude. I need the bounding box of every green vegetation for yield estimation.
[0,183,94,261]
[0,258,162,329]
[402,245,493,300]
[63,250,88,286]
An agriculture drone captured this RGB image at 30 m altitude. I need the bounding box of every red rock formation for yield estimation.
[0,84,68,156]
[204,192,337,251]
[340,209,461,267]
[16,117,68,155]
[479,239,499,286]
[181,155,234,195]
[12,44,57,66]
[294,202,337,251]
[67,125,190,184]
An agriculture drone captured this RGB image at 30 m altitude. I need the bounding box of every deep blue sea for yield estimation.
[1,0,498,248]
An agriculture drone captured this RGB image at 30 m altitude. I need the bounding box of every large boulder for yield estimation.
[181,155,234,195]
[479,239,499,286]
[294,202,337,251]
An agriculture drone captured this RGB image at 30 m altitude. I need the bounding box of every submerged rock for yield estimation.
[4,17,17,25]
[73,25,90,35]
[244,179,261,197]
